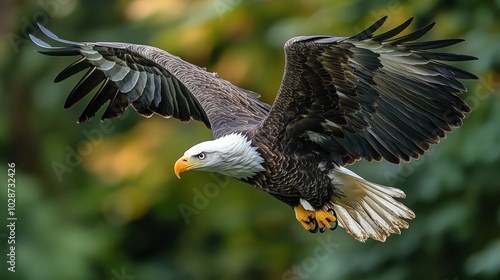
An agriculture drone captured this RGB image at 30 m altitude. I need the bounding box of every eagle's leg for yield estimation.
[294,204,318,232]
[294,205,338,233]
[315,208,338,233]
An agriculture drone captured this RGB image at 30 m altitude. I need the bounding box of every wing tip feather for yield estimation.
[350,16,388,41]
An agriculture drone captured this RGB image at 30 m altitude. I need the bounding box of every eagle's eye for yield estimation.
[196,153,206,160]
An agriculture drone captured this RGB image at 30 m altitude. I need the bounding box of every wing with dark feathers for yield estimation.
[30,23,270,138]
[259,17,477,165]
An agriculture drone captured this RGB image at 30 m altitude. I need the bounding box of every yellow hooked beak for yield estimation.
[174,156,204,178]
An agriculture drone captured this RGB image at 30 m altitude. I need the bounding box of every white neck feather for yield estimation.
[216,133,265,179]
[184,133,265,179]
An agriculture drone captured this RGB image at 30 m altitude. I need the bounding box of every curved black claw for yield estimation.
[329,208,338,231]
[308,220,319,233]
[330,220,338,231]
[319,226,327,233]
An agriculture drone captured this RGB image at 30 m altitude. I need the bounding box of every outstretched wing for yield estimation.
[30,24,270,138]
[259,17,477,165]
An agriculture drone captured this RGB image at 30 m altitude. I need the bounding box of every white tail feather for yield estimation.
[328,167,415,242]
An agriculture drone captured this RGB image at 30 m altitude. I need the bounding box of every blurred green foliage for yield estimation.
[1,0,499,279]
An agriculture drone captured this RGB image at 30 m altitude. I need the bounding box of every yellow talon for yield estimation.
[315,209,337,230]
[294,205,338,233]
[294,204,316,231]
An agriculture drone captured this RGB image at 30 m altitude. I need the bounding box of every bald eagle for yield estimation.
[31,17,476,242]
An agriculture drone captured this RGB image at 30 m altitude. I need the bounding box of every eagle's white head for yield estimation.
[174,133,265,180]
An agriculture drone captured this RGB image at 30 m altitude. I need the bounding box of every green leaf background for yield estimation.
[1,0,499,279]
